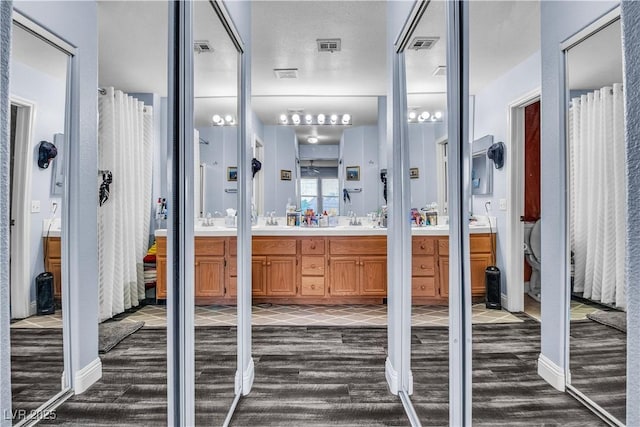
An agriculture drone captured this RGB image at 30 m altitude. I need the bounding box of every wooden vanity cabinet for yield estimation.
[43,237,62,300]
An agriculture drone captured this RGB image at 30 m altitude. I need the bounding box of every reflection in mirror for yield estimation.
[402,0,451,421]
[8,18,69,421]
[567,17,626,424]
[193,1,238,423]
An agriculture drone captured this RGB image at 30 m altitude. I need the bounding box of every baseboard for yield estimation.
[73,357,102,394]
[242,357,254,396]
[537,353,565,391]
[385,357,399,395]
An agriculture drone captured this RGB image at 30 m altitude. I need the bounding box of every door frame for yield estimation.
[505,89,540,313]
[9,96,35,319]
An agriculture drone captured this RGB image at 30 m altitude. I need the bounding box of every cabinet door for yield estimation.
[360,256,387,295]
[470,253,493,296]
[329,257,359,295]
[195,256,225,297]
[266,256,297,296]
[252,256,267,296]
[439,257,449,298]
[49,260,62,299]
[156,257,166,299]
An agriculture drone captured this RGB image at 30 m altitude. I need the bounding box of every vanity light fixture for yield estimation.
[307,136,318,144]
[278,113,352,126]
[212,114,236,126]
[434,111,443,119]
[407,109,442,123]
[408,111,417,120]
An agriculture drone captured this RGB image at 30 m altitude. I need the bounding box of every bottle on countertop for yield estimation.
[286,198,296,213]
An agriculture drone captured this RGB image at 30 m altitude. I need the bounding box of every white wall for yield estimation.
[539,0,619,382]
[622,3,640,423]
[340,125,380,215]
[9,59,65,308]
[262,125,297,215]
[471,51,541,295]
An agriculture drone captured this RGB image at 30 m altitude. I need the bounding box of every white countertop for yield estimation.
[154,224,493,237]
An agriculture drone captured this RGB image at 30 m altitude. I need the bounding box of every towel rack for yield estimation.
[225,188,237,193]
[345,188,362,193]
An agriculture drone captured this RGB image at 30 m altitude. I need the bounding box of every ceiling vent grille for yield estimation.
[274,68,299,79]
[317,38,341,53]
[410,36,439,50]
[194,40,213,53]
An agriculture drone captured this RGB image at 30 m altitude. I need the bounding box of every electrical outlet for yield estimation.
[31,200,41,213]
[50,201,58,215]
[499,198,507,211]
[485,201,492,211]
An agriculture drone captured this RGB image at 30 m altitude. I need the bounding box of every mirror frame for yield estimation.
[560,6,624,427]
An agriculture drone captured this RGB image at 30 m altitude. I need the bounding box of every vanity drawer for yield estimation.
[253,238,297,255]
[470,235,493,253]
[301,256,326,276]
[301,276,325,296]
[412,277,437,297]
[412,237,435,255]
[195,237,225,256]
[412,256,435,276]
[301,238,325,255]
[329,237,386,255]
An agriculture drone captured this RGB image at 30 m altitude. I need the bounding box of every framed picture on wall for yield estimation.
[227,166,237,181]
[346,166,360,181]
[410,167,419,179]
[281,169,292,181]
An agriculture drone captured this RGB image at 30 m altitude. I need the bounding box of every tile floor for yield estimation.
[523,294,602,321]
[11,303,524,329]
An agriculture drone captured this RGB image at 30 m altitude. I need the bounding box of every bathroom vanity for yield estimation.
[154,226,495,305]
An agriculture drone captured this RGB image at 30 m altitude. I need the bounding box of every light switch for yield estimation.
[31,200,41,213]
[499,198,507,211]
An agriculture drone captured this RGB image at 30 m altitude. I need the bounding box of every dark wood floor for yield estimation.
[10,317,611,426]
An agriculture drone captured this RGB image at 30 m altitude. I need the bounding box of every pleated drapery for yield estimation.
[98,88,154,321]
[570,83,626,310]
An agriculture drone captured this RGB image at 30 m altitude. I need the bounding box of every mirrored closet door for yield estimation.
[8,12,71,424]
[565,10,627,425]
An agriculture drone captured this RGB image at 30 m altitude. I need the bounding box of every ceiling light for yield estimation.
[307,136,318,144]
[342,114,351,124]
[330,114,338,124]
[305,114,313,124]
[273,68,299,79]
[434,111,443,119]
[292,113,300,124]
[317,114,325,124]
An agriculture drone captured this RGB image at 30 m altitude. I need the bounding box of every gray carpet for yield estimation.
[14,318,605,426]
[586,310,627,333]
[99,320,145,353]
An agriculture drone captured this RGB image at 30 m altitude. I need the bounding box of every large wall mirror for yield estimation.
[8,11,72,423]
[564,9,626,425]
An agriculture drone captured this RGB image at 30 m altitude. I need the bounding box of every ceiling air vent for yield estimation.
[194,40,213,53]
[410,36,439,50]
[274,68,299,79]
[317,38,341,53]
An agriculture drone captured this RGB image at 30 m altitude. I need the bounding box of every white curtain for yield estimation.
[98,88,154,321]
[570,83,626,310]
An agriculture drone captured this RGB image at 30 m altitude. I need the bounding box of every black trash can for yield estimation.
[485,266,502,310]
[36,272,55,315]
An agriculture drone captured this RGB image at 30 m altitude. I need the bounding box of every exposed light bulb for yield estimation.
[420,111,430,121]
[330,114,338,124]
[305,114,313,124]
[317,114,325,124]
[292,113,300,124]
[434,111,443,119]
[280,114,288,124]
[408,111,417,120]
[212,114,221,124]
[307,136,318,144]
[342,114,351,124]
[225,115,233,123]
[217,118,224,126]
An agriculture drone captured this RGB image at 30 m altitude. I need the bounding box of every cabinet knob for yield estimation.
[311,284,315,289]
[262,261,267,266]
[420,285,425,290]
[421,265,427,269]
[420,244,426,249]
[310,243,316,249]
[267,262,272,266]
